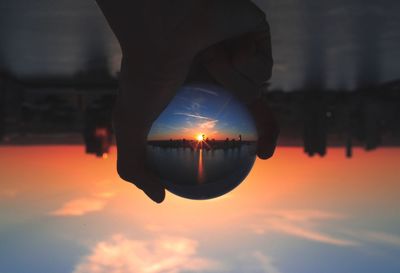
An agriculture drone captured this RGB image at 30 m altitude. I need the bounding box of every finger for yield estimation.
[200,43,262,104]
[200,20,273,102]
[114,141,166,203]
[128,173,166,204]
[113,99,166,204]
[172,0,268,54]
[230,29,273,86]
[203,0,268,47]
[247,99,279,160]
[117,158,166,203]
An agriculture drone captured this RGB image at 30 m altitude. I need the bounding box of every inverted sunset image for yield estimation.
[147,84,257,142]
[147,84,258,199]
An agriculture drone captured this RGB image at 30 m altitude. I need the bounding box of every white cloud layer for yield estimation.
[199,120,218,130]
[50,197,106,216]
[0,189,17,199]
[173,112,214,121]
[192,87,219,96]
[253,251,281,273]
[72,235,218,273]
[251,210,400,249]
[250,210,358,246]
[50,192,115,216]
[345,230,400,247]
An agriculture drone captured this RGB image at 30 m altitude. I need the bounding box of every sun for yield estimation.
[196,134,205,141]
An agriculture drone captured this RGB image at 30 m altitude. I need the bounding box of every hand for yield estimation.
[96,0,278,203]
[199,29,279,159]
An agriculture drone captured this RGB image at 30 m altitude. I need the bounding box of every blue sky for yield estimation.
[148,84,257,141]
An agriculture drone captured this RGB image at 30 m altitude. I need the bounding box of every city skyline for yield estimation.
[1,86,399,158]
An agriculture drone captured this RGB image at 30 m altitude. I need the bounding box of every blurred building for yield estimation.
[0,76,399,158]
[83,95,114,157]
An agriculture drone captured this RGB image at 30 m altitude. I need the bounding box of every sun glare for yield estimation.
[196,134,205,142]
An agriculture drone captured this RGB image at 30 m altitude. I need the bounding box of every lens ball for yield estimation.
[147,83,257,200]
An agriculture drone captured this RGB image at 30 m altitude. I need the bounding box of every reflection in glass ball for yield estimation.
[147,83,257,200]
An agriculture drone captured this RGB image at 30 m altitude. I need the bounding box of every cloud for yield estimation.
[173,113,219,131]
[92,191,116,199]
[345,230,400,247]
[192,87,219,96]
[253,251,282,273]
[251,210,358,247]
[199,120,218,130]
[189,102,202,111]
[251,210,400,250]
[50,198,107,216]
[270,210,345,222]
[173,112,214,121]
[266,221,357,246]
[0,189,17,199]
[50,192,115,216]
[72,235,219,273]
[361,231,400,246]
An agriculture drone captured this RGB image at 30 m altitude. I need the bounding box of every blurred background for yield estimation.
[0,0,399,273]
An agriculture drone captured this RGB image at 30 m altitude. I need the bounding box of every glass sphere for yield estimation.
[147,83,257,200]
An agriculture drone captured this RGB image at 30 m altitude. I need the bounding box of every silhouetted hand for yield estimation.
[200,30,279,159]
[95,0,279,203]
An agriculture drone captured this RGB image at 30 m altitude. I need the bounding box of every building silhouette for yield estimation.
[0,75,399,158]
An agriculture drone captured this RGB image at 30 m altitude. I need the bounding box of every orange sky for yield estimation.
[1,146,400,273]
[1,146,399,215]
